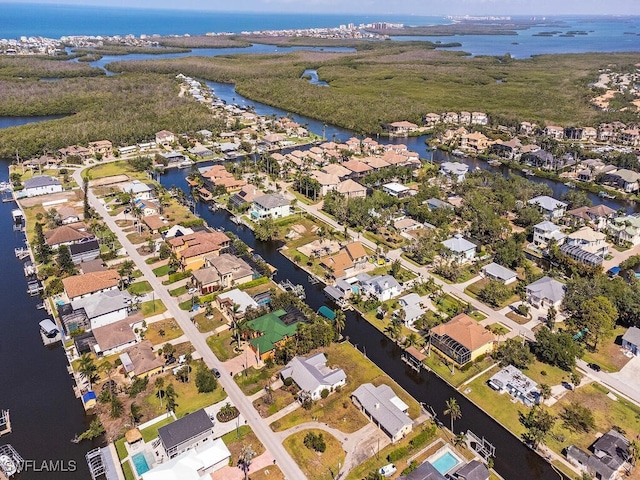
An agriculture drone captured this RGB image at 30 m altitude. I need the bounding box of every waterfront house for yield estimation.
[385,121,418,136]
[246,309,299,361]
[23,175,63,197]
[602,169,640,193]
[133,198,160,217]
[532,221,566,248]
[54,205,81,225]
[344,241,369,268]
[280,353,346,400]
[44,223,94,249]
[566,430,630,480]
[490,138,522,159]
[161,151,185,164]
[143,438,231,480]
[320,251,355,279]
[351,383,413,443]
[441,234,477,264]
[336,179,367,198]
[158,408,215,459]
[361,275,402,302]
[202,165,247,192]
[480,263,517,285]
[155,130,175,145]
[429,314,496,366]
[460,131,490,152]
[622,327,640,356]
[189,145,213,158]
[526,276,565,310]
[528,196,567,220]
[121,180,153,200]
[163,224,194,239]
[63,270,120,301]
[397,293,426,327]
[250,193,291,220]
[229,185,264,209]
[69,238,101,264]
[216,289,259,321]
[565,226,608,258]
[607,215,640,246]
[440,162,469,182]
[488,365,540,406]
[167,231,231,271]
[566,204,616,231]
[192,253,254,293]
[59,144,91,161]
[71,289,132,330]
[455,461,490,480]
[522,149,561,170]
[424,112,441,126]
[398,460,446,480]
[120,340,164,379]
[88,140,112,158]
[91,318,138,356]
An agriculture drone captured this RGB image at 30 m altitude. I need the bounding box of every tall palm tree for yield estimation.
[334,310,346,336]
[78,354,99,388]
[155,377,165,409]
[444,397,462,434]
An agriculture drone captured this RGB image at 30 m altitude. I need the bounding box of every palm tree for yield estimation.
[99,359,114,400]
[444,397,462,434]
[404,333,420,348]
[539,383,552,401]
[453,432,467,449]
[334,310,346,336]
[239,443,256,480]
[164,384,178,412]
[78,354,99,388]
[155,377,165,409]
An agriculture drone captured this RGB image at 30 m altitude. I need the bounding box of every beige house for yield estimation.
[429,314,496,365]
[336,179,367,198]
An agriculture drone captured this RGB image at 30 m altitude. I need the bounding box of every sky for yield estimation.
[4,0,640,15]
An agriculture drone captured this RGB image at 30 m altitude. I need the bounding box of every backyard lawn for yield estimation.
[127,280,153,296]
[283,429,345,480]
[581,326,630,373]
[424,351,496,388]
[140,416,174,442]
[145,318,184,345]
[271,342,420,433]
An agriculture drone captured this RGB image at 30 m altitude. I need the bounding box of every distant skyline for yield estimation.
[2,0,640,16]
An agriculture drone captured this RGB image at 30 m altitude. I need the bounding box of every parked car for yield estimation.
[588,363,601,372]
[212,368,221,378]
[188,287,197,295]
[164,356,176,366]
[379,464,397,477]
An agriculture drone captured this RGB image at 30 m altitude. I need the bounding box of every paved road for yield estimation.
[73,168,306,480]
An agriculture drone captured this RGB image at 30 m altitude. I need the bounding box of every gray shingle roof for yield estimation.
[254,193,290,210]
[399,461,446,480]
[24,175,61,189]
[482,263,517,281]
[526,276,565,304]
[158,409,213,451]
[351,383,412,438]
[622,326,640,346]
[280,353,346,394]
[455,460,490,480]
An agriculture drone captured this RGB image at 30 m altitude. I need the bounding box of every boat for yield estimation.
[279,279,305,299]
[487,159,501,167]
[598,190,616,199]
[451,149,465,157]
[178,160,194,169]
[0,454,16,476]
[523,169,535,176]
[564,182,575,188]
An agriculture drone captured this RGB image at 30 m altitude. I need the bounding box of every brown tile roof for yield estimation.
[336,179,366,195]
[430,314,496,351]
[143,214,165,231]
[344,241,367,261]
[342,159,372,174]
[44,224,93,246]
[63,270,120,299]
[124,340,164,376]
[92,318,137,351]
[320,251,353,277]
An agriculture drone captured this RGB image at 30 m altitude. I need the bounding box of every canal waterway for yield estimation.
[0,161,92,479]
[0,116,66,130]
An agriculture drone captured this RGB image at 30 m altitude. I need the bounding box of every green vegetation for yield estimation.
[206,329,237,361]
[145,319,184,345]
[283,429,345,480]
[140,416,174,442]
[152,264,171,277]
[127,280,153,296]
[0,55,104,78]
[141,299,167,317]
[121,460,134,480]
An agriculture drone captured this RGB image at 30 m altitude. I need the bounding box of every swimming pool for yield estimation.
[132,452,151,476]
[431,451,460,475]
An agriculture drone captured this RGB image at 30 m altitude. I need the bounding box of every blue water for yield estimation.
[0,4,444,38]
[132,452,151,476]
[0,116,65,129]
[431,451,460,474]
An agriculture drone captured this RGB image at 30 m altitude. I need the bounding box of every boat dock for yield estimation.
[0,410,11,437]
[401,346,427,372]
[278,279,306,299]
[14,248,29,261]
[0,444,24,478]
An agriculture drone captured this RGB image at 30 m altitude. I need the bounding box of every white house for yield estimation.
[565,226,608,258]
[397,293,426,327]
[362,275,402,301]
[121,180,153,200]
[488,364,539,407]
[440,162,469,182]
[70,289,132,330]
[23,175,63,197]
[382,182,411,198]
[622,327,640,356]
[280,353,346,400]
[528,196,567,220]
[441,234,476,264]
[351,383,412,443]
[526,276,565,310]
[533,221,566,247]
[608,215,640,246]
[250,193,291,220]
[481,263,518,285]
[142,439,231,480]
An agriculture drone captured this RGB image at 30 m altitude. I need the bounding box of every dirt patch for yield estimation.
[291,224,307,235]
[17,191,80,208]
[89,174,129,187]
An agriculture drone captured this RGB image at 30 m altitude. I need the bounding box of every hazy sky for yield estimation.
[5,0,640,15]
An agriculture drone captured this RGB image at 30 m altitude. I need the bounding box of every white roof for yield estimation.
[122,180,152,195]
[164,225,194,239]
[482,262,517,281]
[440,162,469,175]
[528,195,567,212]
[142,439,230,480]
[442,234,476,253]
[534,221,560,232]
[218,289,259,314]
[383,182,409,193]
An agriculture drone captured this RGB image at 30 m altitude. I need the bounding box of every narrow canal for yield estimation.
[161,167,567,480]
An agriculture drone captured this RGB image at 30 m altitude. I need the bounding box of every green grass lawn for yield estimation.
[87,160,136,179]
[222,425,266,465]
[193,309,226,333]
[127,280,153,296]
[122,460,134,480]
[152,264,171,277]
[140,416,174,442]
[580,326,630,373]
[145,318,184,346]
[424,351,496,388]
[283,429,345,480]
[469,310,487,321]
[206,329,238,361]
[115,438,127,460]
[253,387,296,417]
[235,365,278,396]
[141,299,167,317]
[169,285,187,297]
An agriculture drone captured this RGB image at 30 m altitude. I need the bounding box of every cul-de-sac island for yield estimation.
[1,10,640,480]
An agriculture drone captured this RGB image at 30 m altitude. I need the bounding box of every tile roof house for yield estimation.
[168,231,231,271]
[45,223,94,248]
[92,317,138,356]
[22,175,63,197]
[62,270,121,301]
[566,204,616,231]
[429,314,496,366]
[344,241,368,266]
[526,276,565,310]
[320,251,355,279]
[322,163,353,180]
[441,234,477,264]
[351,383,413,443]
[192,253,254,293]
[566,430,630,480]
[158,408,215,459]
[280,353,347,400]
[155,130,175,145]
[336,179,367,198]
[342,159,373,177]
[310,170,340,196]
